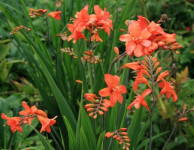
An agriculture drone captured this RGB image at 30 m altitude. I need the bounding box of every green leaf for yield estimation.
[128,107,143,149]
[136,131,169,150]
[14,119,39,150]
[97,131,106,150]
[80,127,90,150]
[30,125,55,150]
[63,116,75,150]
[0,39,10,61]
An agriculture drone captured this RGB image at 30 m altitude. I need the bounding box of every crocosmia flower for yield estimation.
[67,5,112,43]
[120,16,182,57]
[120,18,152,57]
[1,113,23,133]
[19,101,48,124]
[158,79,177,102]
[99,74,127,107]
[127,89,152,111]
[1,101,57,134]
[121,61,150,91]
[47,11,61,20]
[37,116,57,133]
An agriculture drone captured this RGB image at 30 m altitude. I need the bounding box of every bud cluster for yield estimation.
[10,25,30,35]
[61,47,78,59]
[105,128,130,150]
[82,50,102,64]
[29,8,47,18]
[84,93,110,119]
[56,32,67,41]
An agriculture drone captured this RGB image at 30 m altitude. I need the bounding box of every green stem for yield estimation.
[162,123,177,150]
[148,56,157,150]
[108,52,127,74]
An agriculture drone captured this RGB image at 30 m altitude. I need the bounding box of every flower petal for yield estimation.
[127,101,136,110]
[126,42,136,55]
[116,85,127,94]
[104,74,120,87]
[99,87,110,97]
[141,89,152,98]
[134,44,143,57]
[116,94,123,104]
[119,34,131,42]
[141,40,151,47]
[129,21,141,37]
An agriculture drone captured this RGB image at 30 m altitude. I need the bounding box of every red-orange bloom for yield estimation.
[37,116,57,133]
[99,74,127,107]
[1,113,23,133]
[67,6,89,43]
[19,101,47,124]
[93,5,112,36]
[156,71,169,82]
[67,5,112,43]
[133,70,150,91]
[121,61,149,76]
[120,16,181,57]
[178,117,188,122]
[158,79,177,102]
[127,89,152,112]
[121,61,150,90]
[120,17,152,57]
[47,11,61,20]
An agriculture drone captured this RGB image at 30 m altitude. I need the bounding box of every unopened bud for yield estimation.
[85,104,94,109]
[93,114,97,119]
[119,128,127,131]
[88,112,93,117]
[98,110,104,115]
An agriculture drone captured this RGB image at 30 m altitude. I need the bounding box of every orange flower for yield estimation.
[156,71,169,82]
[120,16,181,56]
[120,18,152,57]
[178,117,187,122]
[67,5,112,43]
[127,89,152,112]
[47,11,61,20]
[91,31,103,42]
[67,5,90,43]
[121,61,150,90]
[158,79,177,102]
[37,116,57,133]
[93,5,113,36]
[1,113,23,133]
[133,70,150,91]
[67,26,86,43]
[120,61,149,76]
[99,74,127,107]
[19,101,47,124]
